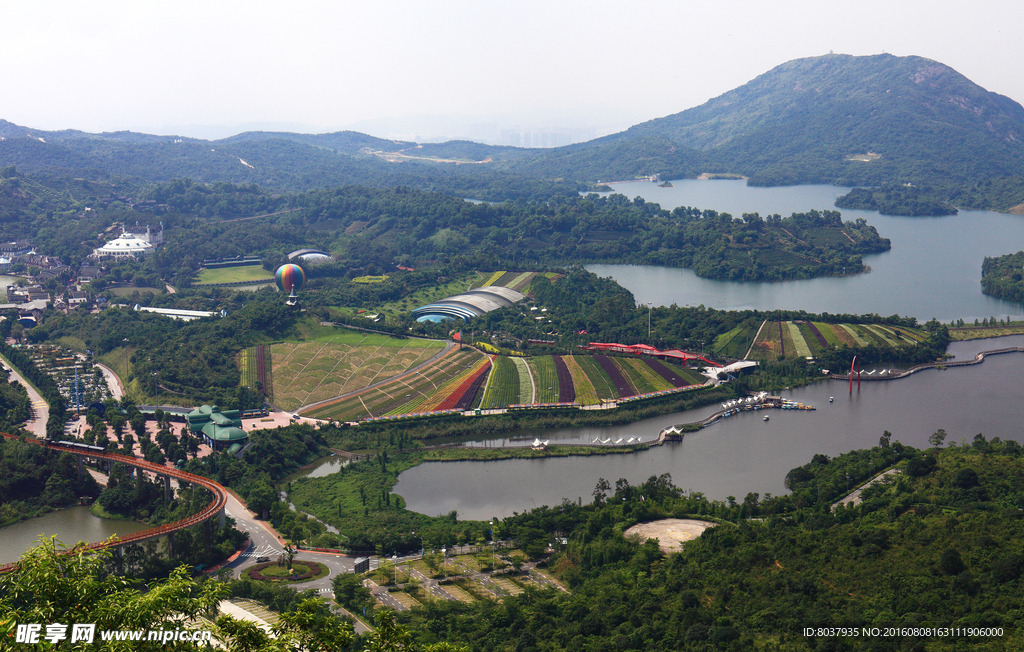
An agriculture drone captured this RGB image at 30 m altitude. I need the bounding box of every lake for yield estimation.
[587,180,1024,323]
[395,336,1024,520]
[0,506,150,565]
[392,175,1024,521]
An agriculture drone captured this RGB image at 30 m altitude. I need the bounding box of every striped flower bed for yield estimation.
[564,356,599,405]
[787,322,813,358]
[838,324,869,347]
[803,321,828,348]
[481,271,505,287]
[594,356,635,397]
[807,322,835,347]
[435,363,491,411]
[511,357,534,403]
[576,355,618,401]
[619,357,674,392]
[643,359,689,387]
[552,356,575,403]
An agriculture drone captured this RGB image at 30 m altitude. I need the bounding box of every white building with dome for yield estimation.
[91,230,157,259]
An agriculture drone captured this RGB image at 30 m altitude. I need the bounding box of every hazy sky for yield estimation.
[5,0,1022,140]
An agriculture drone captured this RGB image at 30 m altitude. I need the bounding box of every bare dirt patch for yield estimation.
[624,518,717,553]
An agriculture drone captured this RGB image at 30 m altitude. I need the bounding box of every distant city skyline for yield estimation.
[3,0,1022,143]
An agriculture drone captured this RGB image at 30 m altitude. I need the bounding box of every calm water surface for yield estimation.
[395,336,1024,520]
[587,180,1024,323]
[0,506,150,564]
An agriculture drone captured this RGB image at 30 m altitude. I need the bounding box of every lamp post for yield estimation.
[441,547,447,580]
[392,553,398,585]
[489,521,495,569]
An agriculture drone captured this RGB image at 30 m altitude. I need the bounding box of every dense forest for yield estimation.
[388,438,1024,650]
[0,437,101,526]
[0,169,890,284]
[981,251,1024,303]
[834,184,957,217]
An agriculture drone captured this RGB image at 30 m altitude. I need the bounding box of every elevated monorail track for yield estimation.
[0,432,228,574]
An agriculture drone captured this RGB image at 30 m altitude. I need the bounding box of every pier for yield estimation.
[834,346,1024,383]
[657,394,815,443]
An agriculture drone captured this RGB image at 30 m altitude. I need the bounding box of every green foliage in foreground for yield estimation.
[981,250,1024,303]
[0,538,462,651]
[394,438,1024,651]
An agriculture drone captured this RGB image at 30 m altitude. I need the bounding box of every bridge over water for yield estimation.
[0,433,228,574]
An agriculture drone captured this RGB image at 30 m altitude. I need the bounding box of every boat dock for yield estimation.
[658,393,814,442]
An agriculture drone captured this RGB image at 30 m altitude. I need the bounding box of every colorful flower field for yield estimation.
[748,320,931,361]
[305,348,709,421]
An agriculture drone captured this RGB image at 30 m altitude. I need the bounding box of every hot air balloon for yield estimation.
[275,264,305,305]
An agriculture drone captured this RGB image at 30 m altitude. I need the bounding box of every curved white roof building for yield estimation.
[413,286,526,322]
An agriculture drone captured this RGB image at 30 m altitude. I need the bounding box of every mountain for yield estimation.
[516,54,1024,211]
[0,120,567,202]
[3,54,1023,211]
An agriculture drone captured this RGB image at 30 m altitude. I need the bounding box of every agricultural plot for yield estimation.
[787,321,813,358]
[575,355,619,401]
[809,321,842,347]
[711,326,752,359]
[563,356,599,405]
[472,270,563,293]
[748,320,930,361]
[529,356,562,403]
[863,324,902,348]
[270,331,445,411]
[617,357,676,393]
[551,356,576,403]
[480,356,520,409]
[511,357,534,403]
[837,324,870,347]
[239,344,272,395]
[306,348,487,421]
[595,356,636,397]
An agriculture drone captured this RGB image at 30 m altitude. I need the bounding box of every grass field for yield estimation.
[270,326,446,411]
[305,347,486,421]
[106,285,164,297]
[195,265,274,285]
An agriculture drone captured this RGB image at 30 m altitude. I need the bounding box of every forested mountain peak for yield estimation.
[618,53,1024,151]
[515,53,1024,210]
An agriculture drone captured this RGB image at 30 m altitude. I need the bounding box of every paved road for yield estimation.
[832,468,900,510]
[93,362,124,400]
[0,354,49,438]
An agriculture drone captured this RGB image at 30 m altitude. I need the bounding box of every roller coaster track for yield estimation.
[0,433,228,574]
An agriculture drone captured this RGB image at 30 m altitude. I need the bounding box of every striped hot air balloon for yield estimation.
[275,264,305,303]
